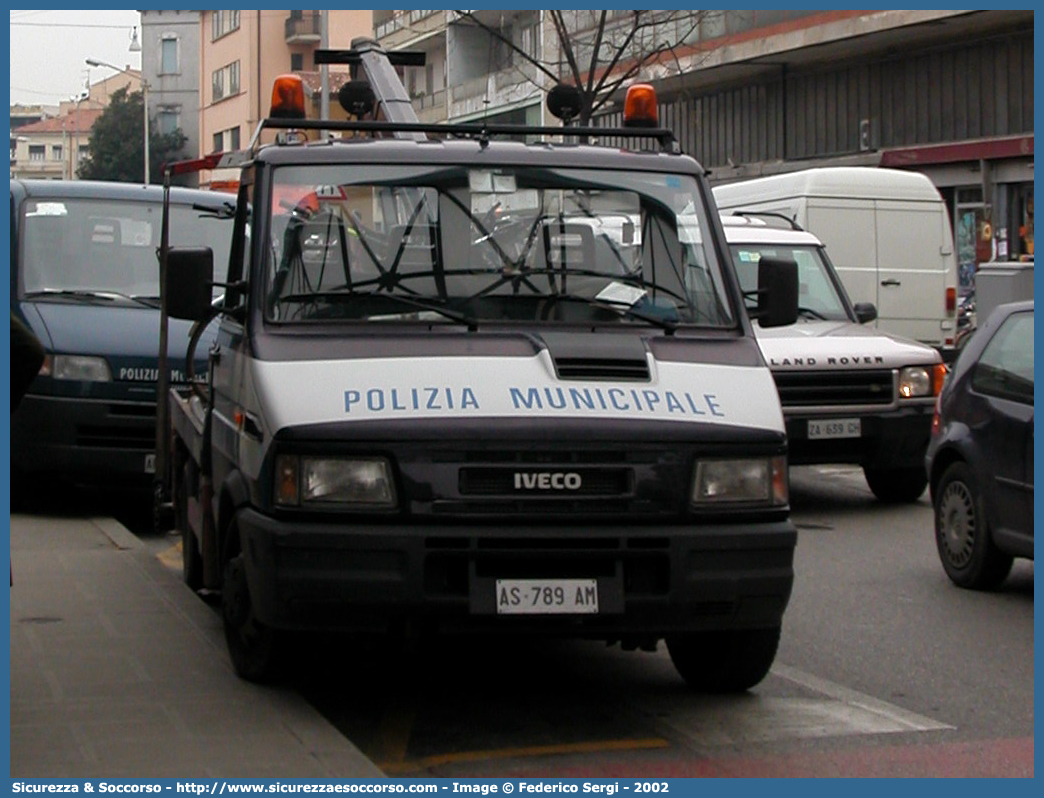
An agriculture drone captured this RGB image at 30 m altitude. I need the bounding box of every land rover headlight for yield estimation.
[39,354,111,382]
[275,455,396,508]
[691,456,788,506]
[898,366,932,398]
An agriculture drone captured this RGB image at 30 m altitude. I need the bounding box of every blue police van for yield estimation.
[10,179,234,488]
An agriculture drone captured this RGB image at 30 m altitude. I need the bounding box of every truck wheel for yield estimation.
[176,464,203,591]
[666,627,780,692]
[222,552,282,681]
[863,466,928,503]
[934,462,1013,590]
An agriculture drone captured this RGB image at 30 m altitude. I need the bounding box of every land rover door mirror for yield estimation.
[756,256,799,328]
[166,247,214,321]
[853,301,877,324]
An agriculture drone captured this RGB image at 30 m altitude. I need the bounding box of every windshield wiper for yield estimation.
[536,293,680,334]
[797,306,828,320]
[25,288,112,302]
[24,288,160,308]
[277,290,479,331]
[193,201,236,219]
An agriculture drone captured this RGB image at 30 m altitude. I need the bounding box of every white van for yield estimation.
[713,167,958,357]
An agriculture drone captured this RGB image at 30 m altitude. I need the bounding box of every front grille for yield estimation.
[75,402,156,449]
[773,369,894,408]
[554,357,650,381]
[75,424,154,449]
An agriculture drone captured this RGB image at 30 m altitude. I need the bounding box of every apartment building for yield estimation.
[141,10,202,184]
[376,9,1033,283]
[375,10,543,125]
[198,11,371,149]
[10,67,139,181]
[10,108,103,181]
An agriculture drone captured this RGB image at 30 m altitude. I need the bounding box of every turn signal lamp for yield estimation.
[933,363,949,396]
[623,84,658,128]
[945,287,957,315]
[275,455,299,506]
[270,74,306,120]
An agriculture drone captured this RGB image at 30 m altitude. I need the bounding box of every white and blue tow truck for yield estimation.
[156,40,800,687]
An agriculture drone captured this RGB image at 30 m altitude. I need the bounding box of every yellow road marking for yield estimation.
[379,737,669,774]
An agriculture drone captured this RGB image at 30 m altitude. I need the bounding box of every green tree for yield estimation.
[78,87,187,183]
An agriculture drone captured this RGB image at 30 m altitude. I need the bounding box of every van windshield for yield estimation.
[19,197,233,304]
[264,165,735,329]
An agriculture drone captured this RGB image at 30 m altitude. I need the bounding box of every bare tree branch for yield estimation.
[549,11,584,91]
[448,10,714,127]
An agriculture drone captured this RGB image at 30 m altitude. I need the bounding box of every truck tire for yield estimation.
[177,463,203,591]
[222,552,282,681]
[863,466,928,503]
[666,627,780,692]
[934,462,1013,590]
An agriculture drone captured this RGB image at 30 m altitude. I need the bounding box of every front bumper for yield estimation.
[236,508,797,639]
[784,405,934,470]
[11,393,156,483]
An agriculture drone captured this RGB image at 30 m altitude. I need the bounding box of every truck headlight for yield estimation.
[39,354,111,382]
[692,456,788,506]
[274,455,396,508]
[898,366,931,398]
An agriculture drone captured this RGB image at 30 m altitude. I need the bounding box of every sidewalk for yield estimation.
[9,512,386,779]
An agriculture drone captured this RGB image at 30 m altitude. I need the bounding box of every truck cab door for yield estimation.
[209,183,253,486]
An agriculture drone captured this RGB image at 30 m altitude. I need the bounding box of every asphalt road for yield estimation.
[40,464,1034,777]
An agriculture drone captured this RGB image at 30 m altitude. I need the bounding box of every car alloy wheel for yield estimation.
[937,478,976,569]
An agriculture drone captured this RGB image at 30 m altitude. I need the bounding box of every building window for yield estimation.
[158,107,180,135]
[291,53,303,71]
[520,21,539,59]
[51,145,63,161]
[10,139,16,159]
[211,10,240,41]
[228,126,240,150]
[29,145,45,162]
[78,145,89,160]
[212,60,241,102]
[160,35,179,75]
[213,131,223,152]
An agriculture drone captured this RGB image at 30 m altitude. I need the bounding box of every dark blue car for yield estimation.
[10,179,234,487]
[925,299,1033,589]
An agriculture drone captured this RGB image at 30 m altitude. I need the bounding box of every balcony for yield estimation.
[375,10,445,50]
[412,88,448,123]
[449,63,543,119]
[285,12,320,44]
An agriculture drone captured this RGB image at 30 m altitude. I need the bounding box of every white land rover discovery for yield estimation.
[721,214,947,502]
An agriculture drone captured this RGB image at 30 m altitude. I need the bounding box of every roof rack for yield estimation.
[729,210,804,231]
[248,117,680,154]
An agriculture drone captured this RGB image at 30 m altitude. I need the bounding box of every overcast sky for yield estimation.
[10,9,143,107]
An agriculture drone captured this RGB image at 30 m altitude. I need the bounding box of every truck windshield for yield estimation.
[19,197,233,303]
[264,165,735,329]
[730,244,850,322]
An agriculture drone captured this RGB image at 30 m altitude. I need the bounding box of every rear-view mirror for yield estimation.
[853,302,877,324]
[166,247,214,321]
[756,256,799,328]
